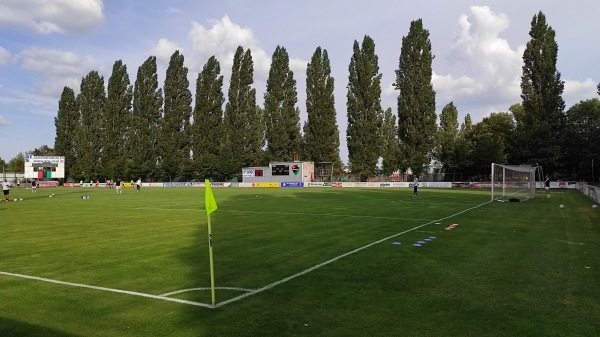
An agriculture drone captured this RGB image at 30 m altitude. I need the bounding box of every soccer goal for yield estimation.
[491,163,537,201]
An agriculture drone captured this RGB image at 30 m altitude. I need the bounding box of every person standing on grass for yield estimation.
[136,178,141,192]
[413,175,419,197]
[2,179,11,202]
[545,175,550,198]
[115,178,122,194]
[31,179,37,193]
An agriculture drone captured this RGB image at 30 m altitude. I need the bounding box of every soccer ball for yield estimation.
[593,204,598,209]
[19,198,23,201]
[49,195,53,198]
[559,204,564,208]
[13,198,17,202]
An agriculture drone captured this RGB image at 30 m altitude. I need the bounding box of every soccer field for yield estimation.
[1,186,599,336]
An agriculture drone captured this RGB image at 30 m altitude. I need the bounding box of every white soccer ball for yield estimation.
[49,195,53,198]
[593,204,598,209]
[559,204,564,208]
[19,198,23,201]
[13,198,17,202]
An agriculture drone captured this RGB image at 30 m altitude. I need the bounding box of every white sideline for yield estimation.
[1,200,491,309]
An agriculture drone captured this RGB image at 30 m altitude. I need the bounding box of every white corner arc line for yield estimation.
[215,200,492,308]
[160,287,255,297]
[0,271,214,309]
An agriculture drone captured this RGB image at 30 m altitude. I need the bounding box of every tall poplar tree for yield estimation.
[517,11,565,175]
[264,46,302,162]
[74,71,106,180]
[436,102,459,171]
[54,86,78,179]
[303,47,341,170]
[346,35,383,181]
[192,56,224,180]
[103,60,132,179]
[395,19,437,177]
[380,107,399,177]
[130,56,163,180]
[222,47,263,179]
[159,50,192,181]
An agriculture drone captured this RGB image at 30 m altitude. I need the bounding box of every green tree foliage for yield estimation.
[436,102,459,171]
[346,35,383,181]
[130,56,163,181]
[31,145,55,156]
[54,86,78,178]
[159,51,192,181]
[264,46,302,162]
[303,47,341,171]
[74,71,106,180]
[7,153,25,173]
[192,56,224,180]
[516,11,565,175]
[469,113,515,176]
[563,98,600,181]
[222,47,264,179]
[380,108,399,177]
[395,19,437,176]
[103,60,132,179]
[454,114,474,178]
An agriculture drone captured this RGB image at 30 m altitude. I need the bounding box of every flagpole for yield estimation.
[207,214,216,307]
[204,179,218,307]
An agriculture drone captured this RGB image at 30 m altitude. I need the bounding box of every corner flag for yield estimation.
[204,179,218,306]
[205,179,218,215]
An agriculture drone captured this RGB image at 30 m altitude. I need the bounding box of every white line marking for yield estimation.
[0,271,214,308]
[215,200,492,308]
[160,287,254,297]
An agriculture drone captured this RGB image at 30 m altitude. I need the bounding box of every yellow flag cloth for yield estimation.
[205,179,218,215]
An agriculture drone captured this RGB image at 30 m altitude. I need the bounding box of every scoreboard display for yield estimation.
[24,155,65,179]
[271,164,290,176]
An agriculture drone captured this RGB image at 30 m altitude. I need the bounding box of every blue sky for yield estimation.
[1,0,599,164]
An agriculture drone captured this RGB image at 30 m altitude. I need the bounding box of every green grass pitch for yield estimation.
[1,186,599,336]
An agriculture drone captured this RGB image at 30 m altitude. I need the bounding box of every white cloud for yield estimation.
[188,15,304,79]
[564,78,599,106]
[0,0,104,34]
[0,114,8,126]
[150,38,181,63]
[17,47,97,96]
[0,46,11,65]
[450,6,523,97]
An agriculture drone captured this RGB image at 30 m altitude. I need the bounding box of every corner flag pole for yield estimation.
[204,179,218,306]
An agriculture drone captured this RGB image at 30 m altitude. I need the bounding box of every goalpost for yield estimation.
[491,163,537,201]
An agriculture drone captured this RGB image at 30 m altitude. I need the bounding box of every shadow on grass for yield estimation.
[0,316,80,337]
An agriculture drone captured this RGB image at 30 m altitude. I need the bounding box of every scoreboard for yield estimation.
[24,155,65,179]
[271,164,290,176]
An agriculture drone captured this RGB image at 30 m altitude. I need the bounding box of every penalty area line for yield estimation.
[0,271,214,309]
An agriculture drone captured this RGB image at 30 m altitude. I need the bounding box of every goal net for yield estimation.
[491,163,537,201]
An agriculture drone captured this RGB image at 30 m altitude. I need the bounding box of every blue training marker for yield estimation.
[424,238,432,242]
[413,243,422,247]
[417,241,426,244]
[429,236,436,239]
[392,242,401,245]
